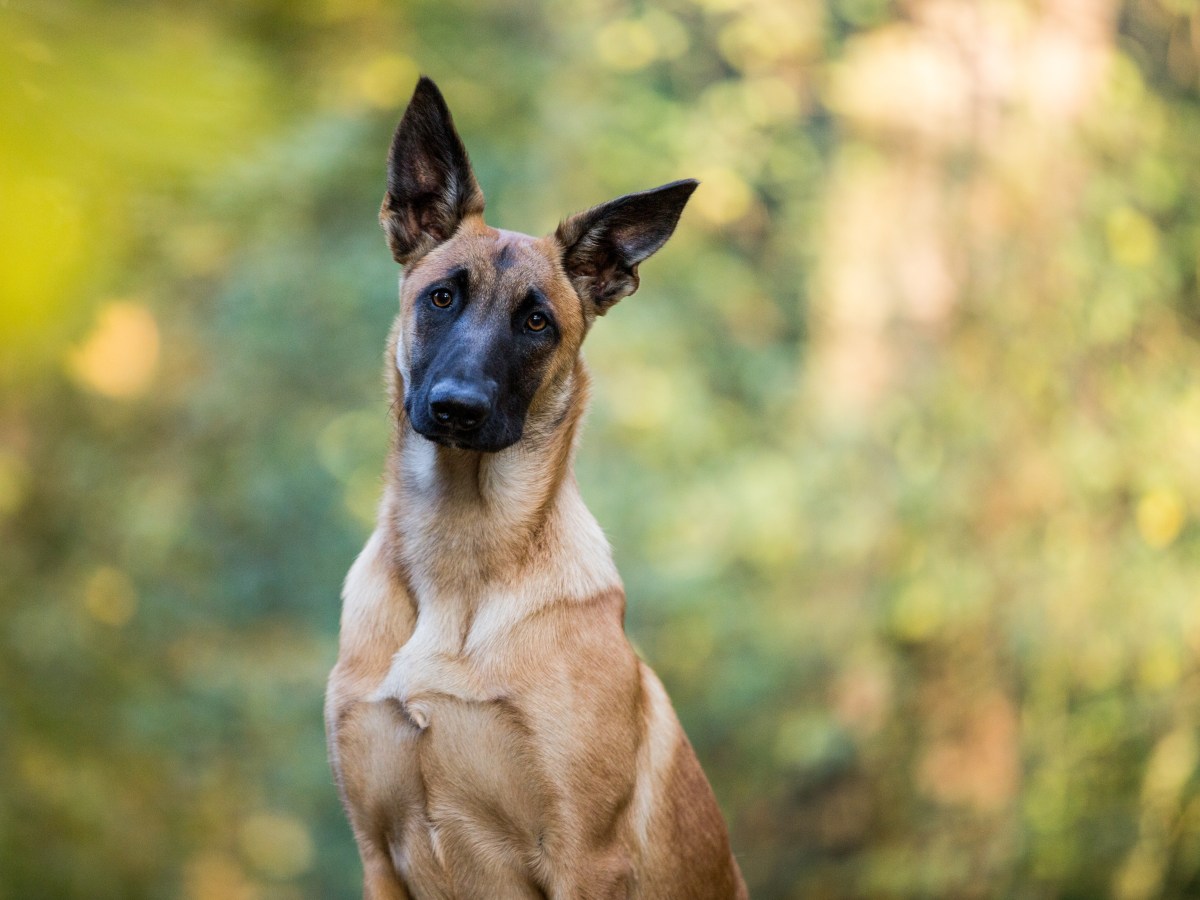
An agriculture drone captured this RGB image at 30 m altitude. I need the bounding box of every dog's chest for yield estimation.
[371,593,515,724]
[337,606,553,892]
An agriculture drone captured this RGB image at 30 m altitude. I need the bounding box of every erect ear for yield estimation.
[380,76,485,265]
[554,179,698,316]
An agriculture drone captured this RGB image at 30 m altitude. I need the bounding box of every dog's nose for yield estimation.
[428,381,492,432]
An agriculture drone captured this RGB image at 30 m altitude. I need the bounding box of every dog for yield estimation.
[325,76,748,900]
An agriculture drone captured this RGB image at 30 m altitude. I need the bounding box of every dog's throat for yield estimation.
[386,429,620,616]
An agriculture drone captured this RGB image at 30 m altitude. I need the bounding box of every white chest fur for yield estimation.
[368,598,491,730]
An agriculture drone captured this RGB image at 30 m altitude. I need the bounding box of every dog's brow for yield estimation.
[495,243,516,272]
[523,288,548,310]
[447,266,470,295]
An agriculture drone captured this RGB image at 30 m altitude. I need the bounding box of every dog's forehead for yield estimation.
[488,227,540,266]
[466,226,557,292]
[407,224,559,298]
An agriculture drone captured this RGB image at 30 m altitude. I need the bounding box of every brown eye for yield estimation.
[431,288,453,308]
[526,312,548,332]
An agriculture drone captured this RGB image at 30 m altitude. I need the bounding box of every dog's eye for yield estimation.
[430,288,453,308]
[526,312,548,332]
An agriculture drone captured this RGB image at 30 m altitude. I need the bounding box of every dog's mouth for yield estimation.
[409,418,521,454]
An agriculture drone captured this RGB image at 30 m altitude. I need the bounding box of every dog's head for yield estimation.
[381,77,696,453]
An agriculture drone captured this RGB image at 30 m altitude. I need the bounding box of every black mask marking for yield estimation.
[404,270,559,453]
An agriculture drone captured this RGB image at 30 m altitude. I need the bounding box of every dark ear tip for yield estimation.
[655,179,699,218]
[410,75,446,107]
[664,178,700,197]
[652,179,699,212]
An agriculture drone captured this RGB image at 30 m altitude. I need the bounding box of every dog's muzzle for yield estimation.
[408,377,512,450]
[428,379,492,433]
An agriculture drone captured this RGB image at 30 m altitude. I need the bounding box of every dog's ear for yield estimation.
[380,77,485,265]
[555,179,698,316]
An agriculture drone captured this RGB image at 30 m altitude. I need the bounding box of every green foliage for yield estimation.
[3,1,1200,897]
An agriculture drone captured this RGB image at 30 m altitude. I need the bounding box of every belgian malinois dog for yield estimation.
[325,77,747,899]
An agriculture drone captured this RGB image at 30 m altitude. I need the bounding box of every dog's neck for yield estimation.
[381,358,621,614]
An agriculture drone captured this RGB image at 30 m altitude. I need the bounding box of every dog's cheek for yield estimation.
[404,351,434,429]
[522,344,569,428]
[395,328,409,380]
[398,303,429,382]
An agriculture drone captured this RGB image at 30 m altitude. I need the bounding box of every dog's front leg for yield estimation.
[328,687,423,900]
[532,826,636,900]
[543,853,633,900]
[358,841,411,900]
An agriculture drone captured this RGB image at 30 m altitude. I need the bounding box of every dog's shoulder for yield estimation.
[329,527,417,698]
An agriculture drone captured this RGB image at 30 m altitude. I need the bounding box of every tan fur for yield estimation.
[326,217,748,898]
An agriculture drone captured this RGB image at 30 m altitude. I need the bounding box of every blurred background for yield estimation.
[3,0,1200,897]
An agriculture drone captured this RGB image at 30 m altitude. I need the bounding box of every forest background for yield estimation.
[4,0,1200,897]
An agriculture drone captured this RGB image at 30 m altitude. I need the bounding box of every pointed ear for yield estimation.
[380,77,485,265]
[554,179,698,315]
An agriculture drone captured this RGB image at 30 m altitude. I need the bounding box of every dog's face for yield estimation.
[397,226,583,452]
[382,78,696,453]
